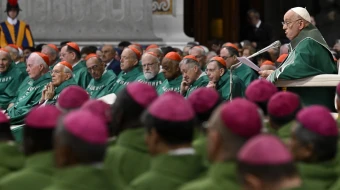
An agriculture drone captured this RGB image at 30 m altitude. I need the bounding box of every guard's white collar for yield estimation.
[7,17,17,25]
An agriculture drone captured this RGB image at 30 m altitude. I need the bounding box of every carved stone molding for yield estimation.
[1,0,161,42]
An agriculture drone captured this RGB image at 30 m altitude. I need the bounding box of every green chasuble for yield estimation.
[0,63,25,109]
[86,70,116,99]
[192,131,209,170]
[184,73,209,98]
[0,142,24,178]
[46,79,77,105]
[44,165,112,190]
[136,72,165,89]
[232,63,258,87]
[110,66,143,94]
[129,153,205,190]
[13,62,27,77]
[267,24,337,110]
[72,60,92,89]
[295,161,337,190]
[156,75,183,95]
[179,162,241,190]
[103,128,150,189]
[7,72,51,125]
[0,151,54,190]
[274,121,294,144]
[216,72,245,100]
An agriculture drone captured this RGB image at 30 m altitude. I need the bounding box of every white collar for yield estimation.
[197,71,206,80]
[168,147,195,156]
[7,17,18,25]
[256,20,261,28]
[105,59,114,67]
[72,60,81,68]
[15,60,20,64]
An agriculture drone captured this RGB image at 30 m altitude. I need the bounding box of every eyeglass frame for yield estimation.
[281,19,302,26]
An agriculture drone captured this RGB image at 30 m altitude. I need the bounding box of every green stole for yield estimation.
[156,75,183,95]
[233,63,258,87]
[86,70,117,99]
[0,63,25,109]
[110,66,142,94]
[185,73,209,97]
[216,72,245,100]
[136,72,165,89]
[7,72,51,124]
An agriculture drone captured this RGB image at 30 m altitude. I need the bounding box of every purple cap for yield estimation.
[63,110,108,144]
[148,91,195,122]
[188,87,220,114]
[126,82,158,108]
[245,79,278,102]
[268,92,301,118]
[0,111,9,124]
[220,98,262,137]
[57,86,90,109]
[81,100,111,123]
[25,105,61,129]
[296,106,338,136]
[238,134,293,165]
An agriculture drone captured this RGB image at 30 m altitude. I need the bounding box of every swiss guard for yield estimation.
[0,0,34,48]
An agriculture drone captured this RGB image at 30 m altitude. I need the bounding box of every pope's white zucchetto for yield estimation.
[291,7,311,23]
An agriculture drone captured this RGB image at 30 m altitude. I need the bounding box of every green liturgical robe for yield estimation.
[156,75,183,95]
[0,142,24,178]
[46,79,77,105]
[179,162,241,190]
[110,66,143,94]
[86,70,116,99]
[192,131,209,170]
[0,151,54,190]
[129,153,205,190]
[13,62,27,77]
[232,63,258,87]
[7,72,51,125]
[136,72,165,89]
[44,165,112,190]
[295,161,337,190]
[274,121,294,144]
[216,72,245,100]
[185,73,209,98]
[0,64,25,109]
[72,61,92,89]
[104,128,150,189]
[267,24,337,110]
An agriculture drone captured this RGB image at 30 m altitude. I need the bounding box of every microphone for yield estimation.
[229,40,281,100]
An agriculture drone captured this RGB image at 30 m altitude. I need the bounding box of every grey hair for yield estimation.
[180,58,200,68]
[141,53,160,63]
[189,46,206,56]
[42,45,57,57]
[29,53,48,69]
